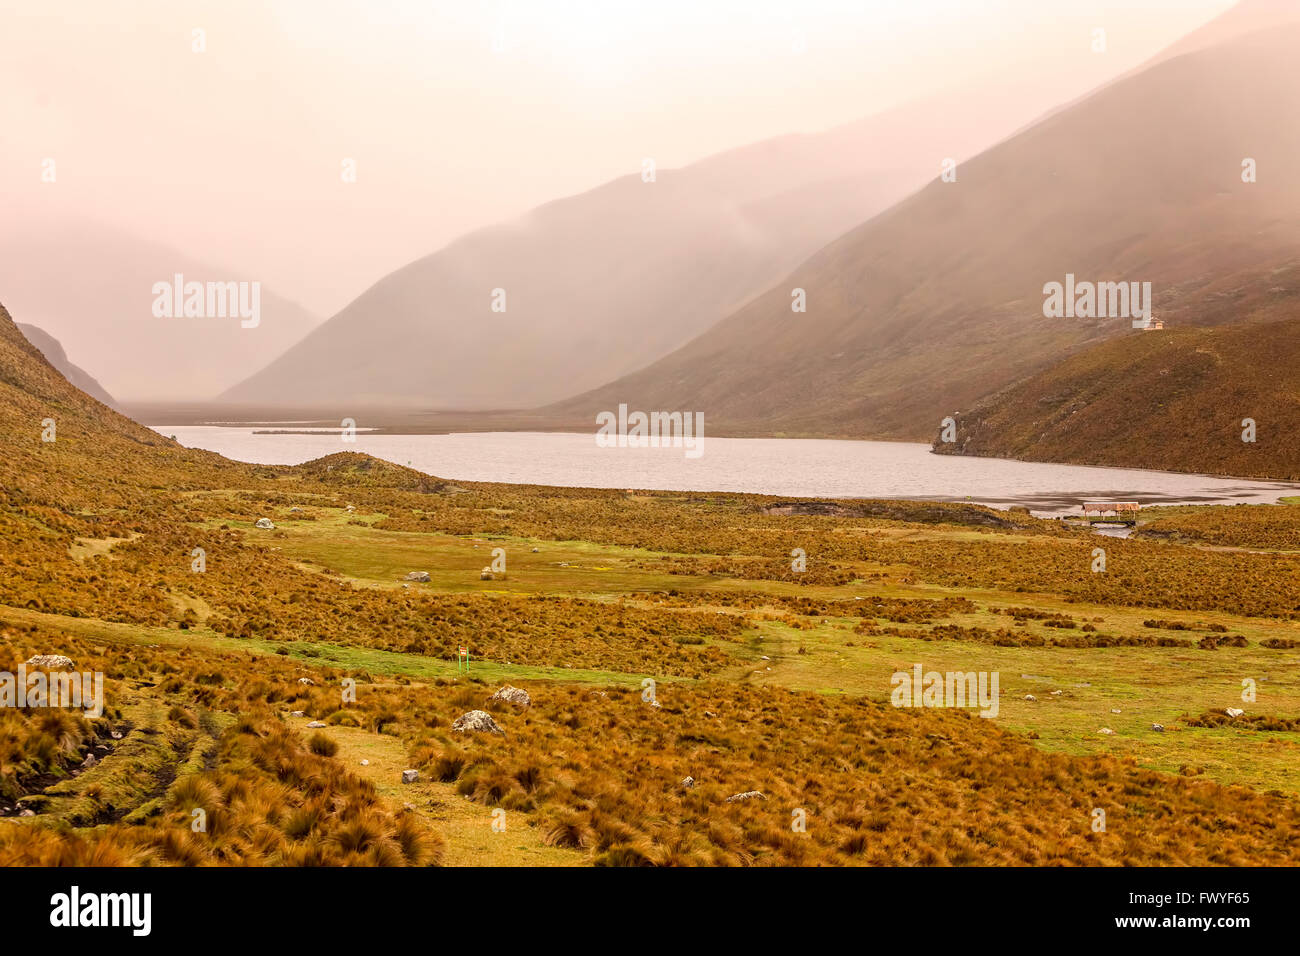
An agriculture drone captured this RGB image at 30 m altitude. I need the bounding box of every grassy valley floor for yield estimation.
[4,464,1300,865]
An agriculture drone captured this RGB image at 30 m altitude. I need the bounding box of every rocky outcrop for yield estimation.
[452,710,505,735]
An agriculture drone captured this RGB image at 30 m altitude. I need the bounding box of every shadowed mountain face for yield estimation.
[551,19,1300,440]
[0,216,320,402]
[933,316,1300,481]
[17,323,117,409]
[219,83,1100,412]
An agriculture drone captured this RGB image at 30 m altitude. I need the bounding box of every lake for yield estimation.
[152,426,1300,517]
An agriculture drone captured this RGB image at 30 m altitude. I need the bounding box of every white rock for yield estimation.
[1024,694,1037,701]
[488,685,530,707]
[682,776,695,788]
[307,721,327,729]
[1099,728,1114,735]
[452,710,505,734]
[480,568,494,580]
[1110,708,1122,714]
[290,711,305,717]
[360,759,369,767]
[1151,723,1165,732]
[405,571,431,582]
[25,654,74,669]
[255,517,276,530]
[401,770,419,784]
[725,790,766,803]
[1226,707,1245,718]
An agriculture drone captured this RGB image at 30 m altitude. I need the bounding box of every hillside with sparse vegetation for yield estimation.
[933,316,1300,480]
[3,299,1300,866]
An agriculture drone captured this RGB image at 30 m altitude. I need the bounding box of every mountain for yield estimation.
[932,315,1300,481]
[549,15,1300,439]
[0,214,320,402]
[16,322,117,408]
[219,75,1129,412]
[0,299,233,510]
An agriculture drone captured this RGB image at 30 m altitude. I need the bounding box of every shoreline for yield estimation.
[149,424,1300,518]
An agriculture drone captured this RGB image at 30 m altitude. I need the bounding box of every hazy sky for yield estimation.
[2,0,1235,318]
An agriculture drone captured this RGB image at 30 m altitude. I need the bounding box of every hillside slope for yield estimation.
[17,323,118,408]
[549,21,1300,439]
[219,77,1123,412]
[0,300,253,511]
[932,315,1300,480]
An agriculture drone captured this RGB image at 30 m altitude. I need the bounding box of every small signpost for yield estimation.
[457,646,470,673]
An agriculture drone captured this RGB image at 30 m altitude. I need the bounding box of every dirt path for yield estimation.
[290,715,582,867]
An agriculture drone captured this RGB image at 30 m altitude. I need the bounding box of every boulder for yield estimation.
[1024,694,1037,701]
[1099,728,1115,735]
[401,770,419,784]
[480,568,494,580]
[1151,723,1165,732]
[488,685,530,707]
[1226,707,1245,718]
[289,711,305,718]
[452,710,505,735]
[682,776,695,788]
[307,721,327,729]
[25,654,74,669]
[725,790,766,803]
[255,517,275,530]
[405,571,431,582]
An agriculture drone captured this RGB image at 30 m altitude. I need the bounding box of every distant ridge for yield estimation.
[547,21,1300,440]
[17,322,118,409]
[219,75,1124,413]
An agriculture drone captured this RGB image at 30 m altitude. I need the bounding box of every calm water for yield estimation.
[153,427,1299,517]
